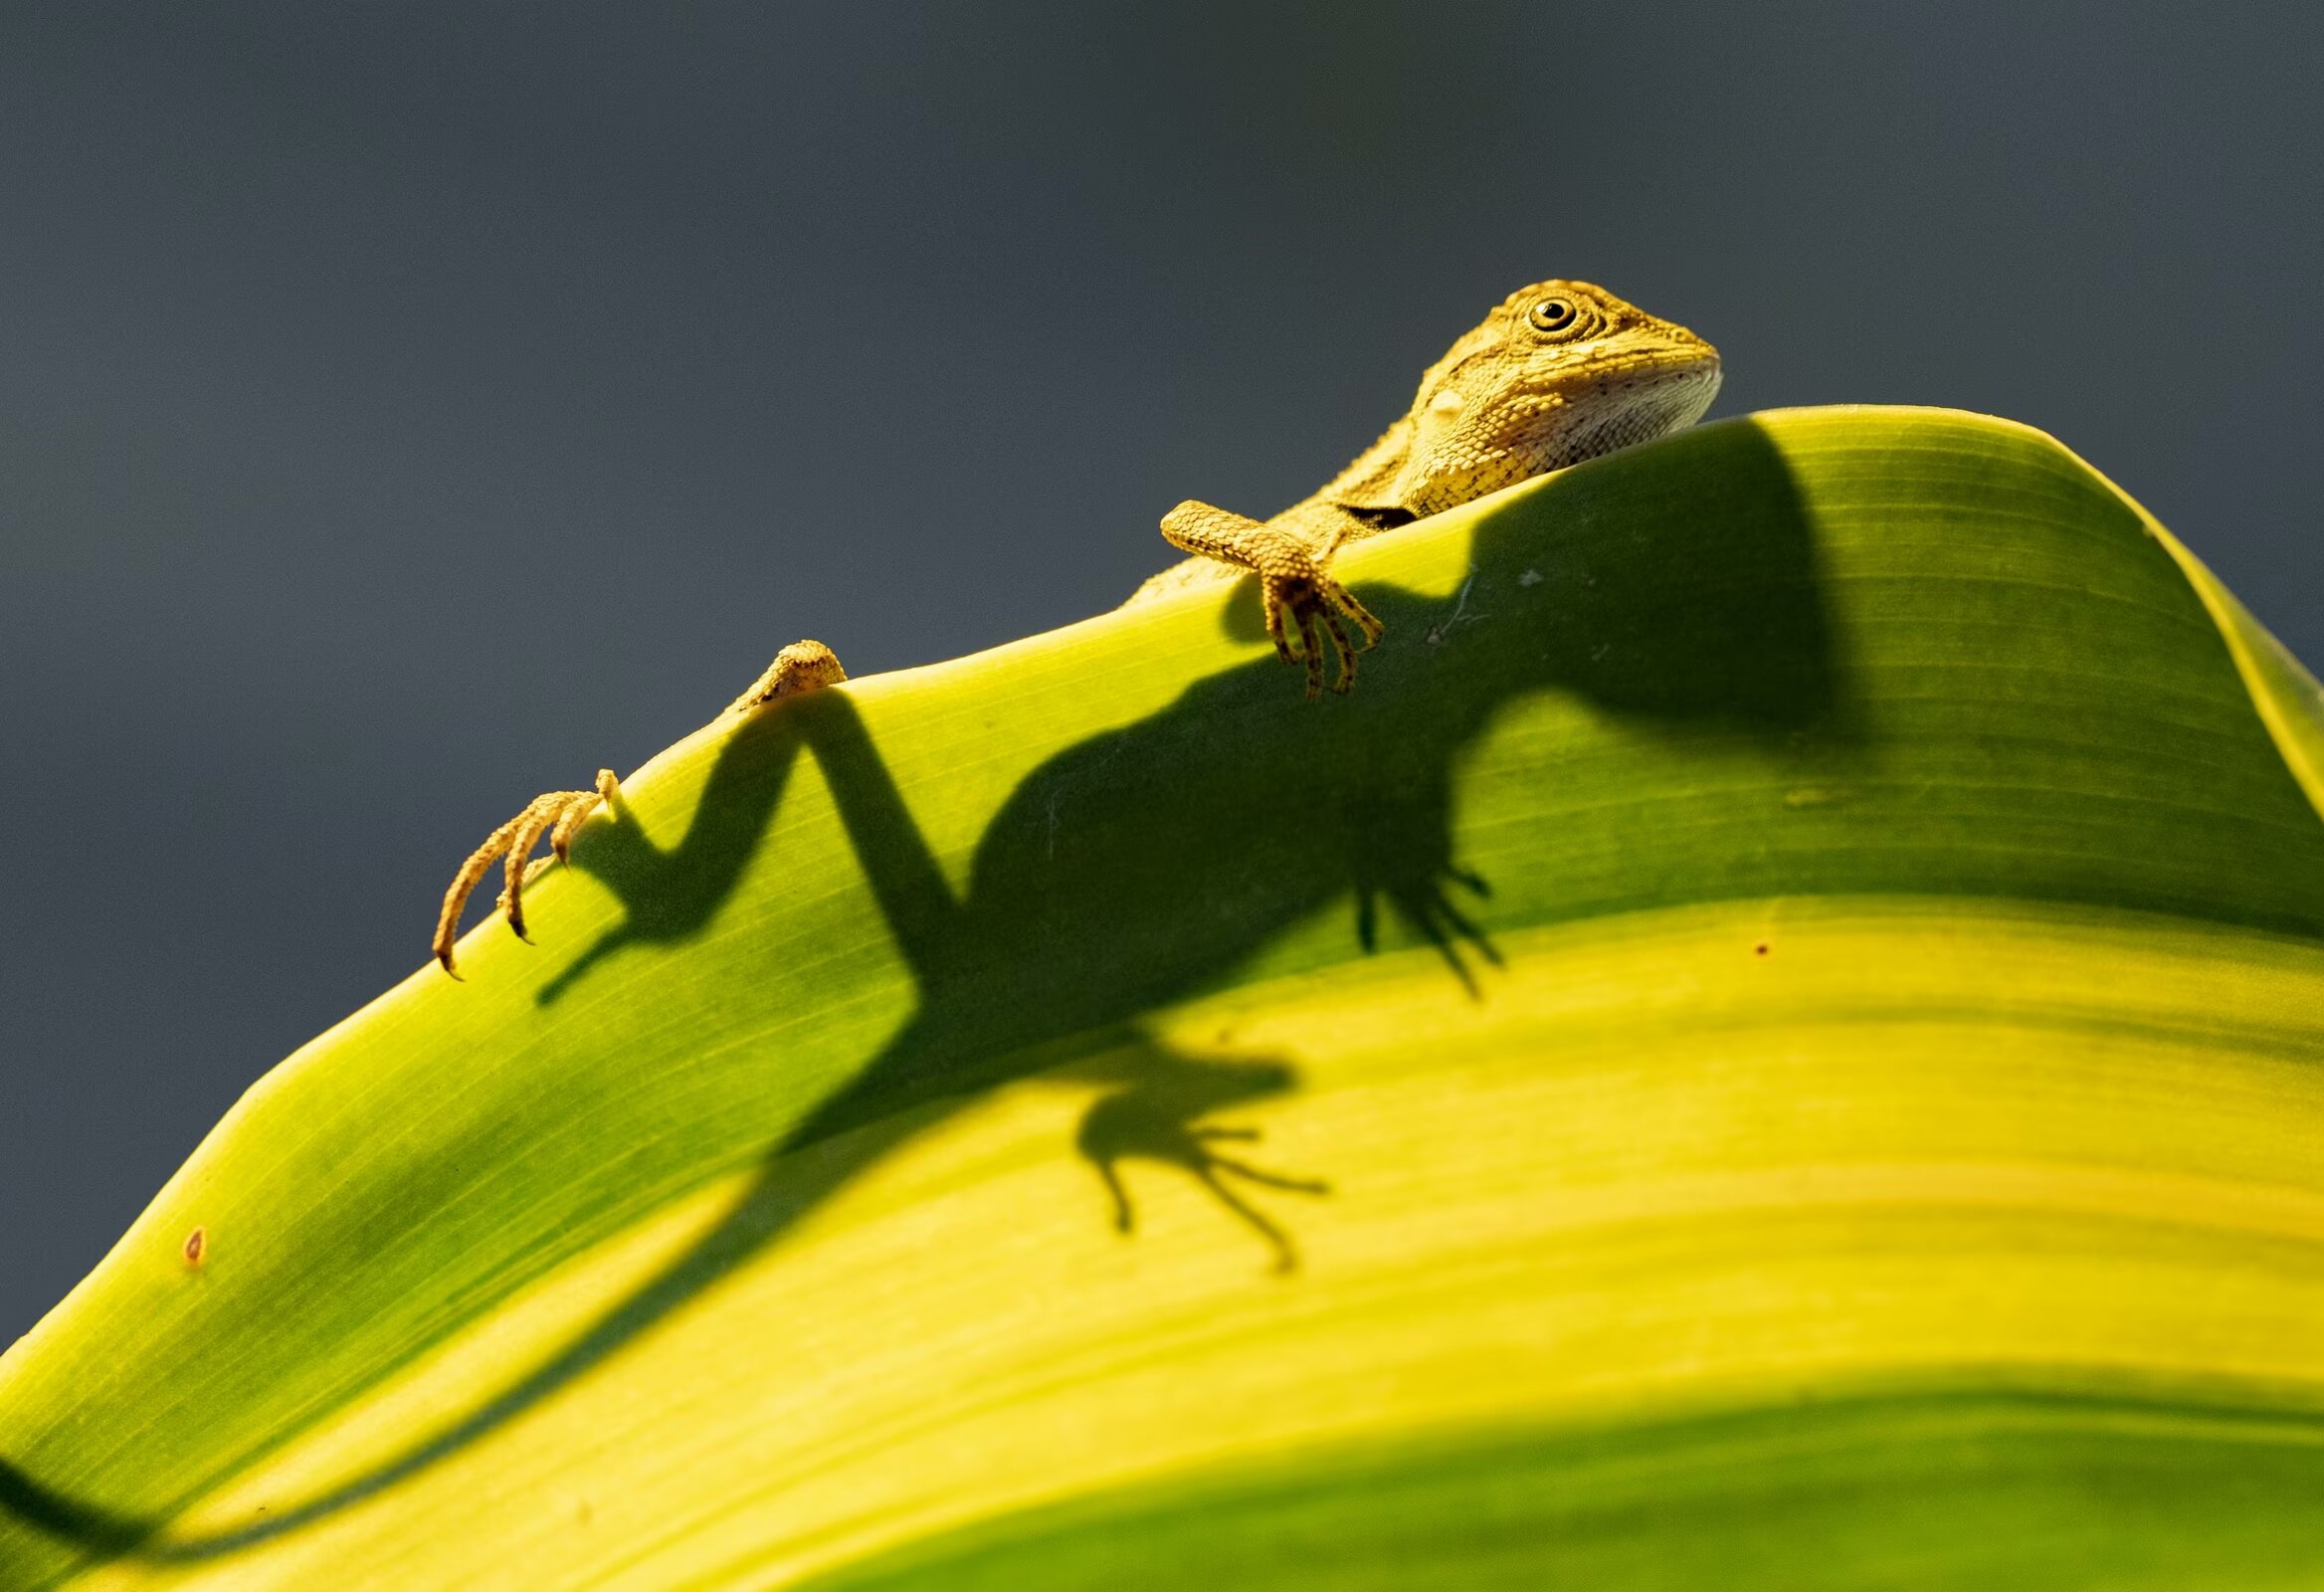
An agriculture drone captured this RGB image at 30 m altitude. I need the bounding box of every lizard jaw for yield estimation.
[1404,348,1723,510]
[1555,353,1724,466]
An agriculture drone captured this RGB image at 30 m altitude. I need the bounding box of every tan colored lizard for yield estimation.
[431,280,1720,974]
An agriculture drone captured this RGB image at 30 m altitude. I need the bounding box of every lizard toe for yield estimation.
[434,784,609,976]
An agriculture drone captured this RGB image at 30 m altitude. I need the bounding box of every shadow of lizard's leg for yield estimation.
[437,642,846,978]
[790,688,970,984]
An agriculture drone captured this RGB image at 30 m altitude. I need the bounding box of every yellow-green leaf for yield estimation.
[4,407,2322,1590]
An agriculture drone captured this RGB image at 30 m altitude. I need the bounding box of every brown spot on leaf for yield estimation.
[182,1227,207,1269]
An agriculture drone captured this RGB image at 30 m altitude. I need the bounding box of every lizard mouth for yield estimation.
[1525,349,1721,473]
[1405,323,1724,509]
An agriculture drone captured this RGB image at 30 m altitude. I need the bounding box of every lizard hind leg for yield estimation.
[495,804,564,943]
[727,638,848,715]
[551,768,622,864]
[433,780,613,976]
[434,638,843,981]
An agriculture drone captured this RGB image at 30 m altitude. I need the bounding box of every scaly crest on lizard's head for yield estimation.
[1386,281,1721,516]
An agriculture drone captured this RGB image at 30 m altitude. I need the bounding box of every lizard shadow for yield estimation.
[503,416,1851,1293]
[7,420,1847,1563]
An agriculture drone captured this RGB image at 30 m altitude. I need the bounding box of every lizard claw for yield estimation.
[1158,502,1383,699]
[433,771,619,976]
[435,640,846,979]
[1260,557,1384,699]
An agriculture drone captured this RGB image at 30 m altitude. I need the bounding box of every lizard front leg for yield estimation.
[1158,501,1384,698]
[432,639,847,977]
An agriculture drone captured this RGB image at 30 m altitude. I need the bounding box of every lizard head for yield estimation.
[1386,281,1722,516]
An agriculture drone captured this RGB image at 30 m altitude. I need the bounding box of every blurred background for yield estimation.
[3,2,2318,1342]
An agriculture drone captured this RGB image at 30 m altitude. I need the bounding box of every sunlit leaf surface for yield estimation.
[5,408,2321,1590]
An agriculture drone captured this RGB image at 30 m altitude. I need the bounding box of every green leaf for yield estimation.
[5,407,2322,1590]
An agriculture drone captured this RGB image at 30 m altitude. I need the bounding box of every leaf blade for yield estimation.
[7,407,2323,1588]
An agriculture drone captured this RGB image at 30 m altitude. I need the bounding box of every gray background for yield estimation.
[3,2,2318,1343]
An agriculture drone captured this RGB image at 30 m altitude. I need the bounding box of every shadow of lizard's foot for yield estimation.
[1079,1096,1330,1275]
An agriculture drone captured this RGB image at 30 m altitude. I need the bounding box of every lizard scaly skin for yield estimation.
[430,281,1719,973]
[1136,280,1722,696]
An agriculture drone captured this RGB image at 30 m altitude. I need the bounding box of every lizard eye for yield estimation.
[1527,297,1580,335]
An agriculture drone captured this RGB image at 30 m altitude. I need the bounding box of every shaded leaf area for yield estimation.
[802,1388,2324,1592]
[1,409,2320,1589]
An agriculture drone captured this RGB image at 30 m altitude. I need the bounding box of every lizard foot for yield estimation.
[1262,555,1385,701]
[727,638,848,715]
[434,640,845,978]
[433,770,622,977]
[1159,502,1382,699]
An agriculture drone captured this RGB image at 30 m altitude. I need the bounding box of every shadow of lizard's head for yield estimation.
[1392,280,1722,515]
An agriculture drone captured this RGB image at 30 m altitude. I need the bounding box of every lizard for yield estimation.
[431,280,1721,975]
